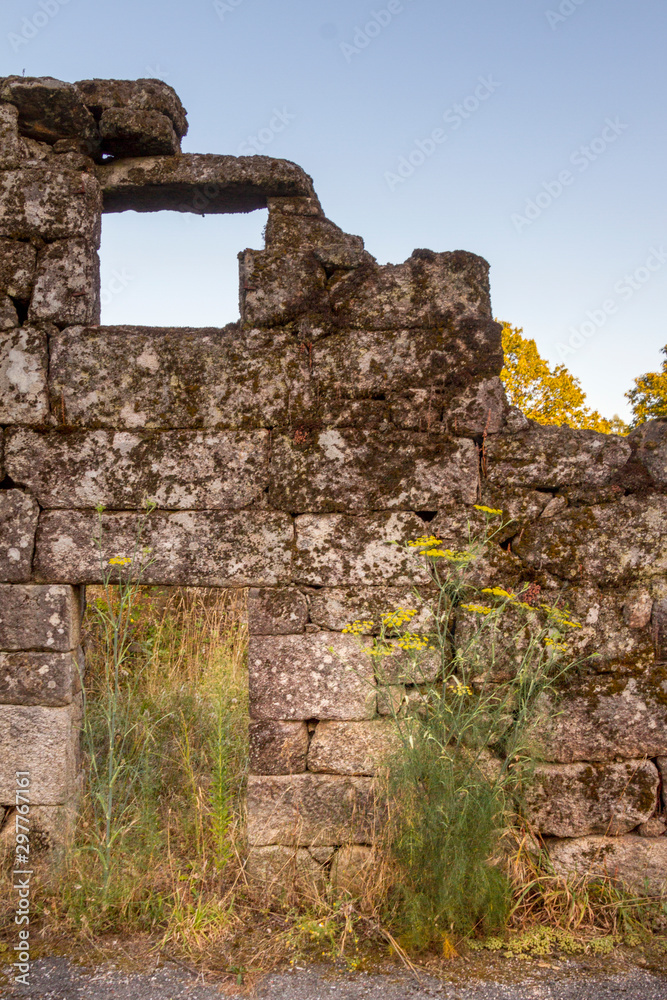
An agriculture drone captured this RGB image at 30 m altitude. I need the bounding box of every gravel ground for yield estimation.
[2,958,667,1000]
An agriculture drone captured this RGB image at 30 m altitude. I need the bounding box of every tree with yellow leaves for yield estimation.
[499,322,627,434]
[626,345,667,426]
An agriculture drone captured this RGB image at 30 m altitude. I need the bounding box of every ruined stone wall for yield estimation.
[0,77,665,891]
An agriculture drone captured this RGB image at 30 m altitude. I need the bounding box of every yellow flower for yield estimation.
[447,680,473,696]
[342,619,374,634]
[473,505,503,516]
[443,549,474,563]
[482,587,513,598]
[108,557,132,566]
[407,535,442,548]
[460,603,494,615]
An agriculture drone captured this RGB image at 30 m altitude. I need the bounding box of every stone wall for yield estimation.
[1,76,666,892]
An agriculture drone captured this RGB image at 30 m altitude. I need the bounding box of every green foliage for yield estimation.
[626,344,667,426]
[500,322,627,434]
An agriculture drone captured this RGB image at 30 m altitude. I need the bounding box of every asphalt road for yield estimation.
[2,958,667,1000]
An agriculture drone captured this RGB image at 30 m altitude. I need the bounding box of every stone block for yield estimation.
[249,720,309,775]
[96,153,315,215]
[0,103,23,169]
[264,211,369,269]
[48,325,308,431]
[444,377,509,437]
[28,239,100,325]
[330,845,373,894]
[0,77,99,151]
[637,817,666,838]
[485,424,631,489]
[239,248,327,326]
[268,430,479,512]
[0,239,37,301]
[546,835,667,896]
[75,78,188,139]
[6,428,269,509]
[539,669,667,762]
[306,585,436,634]
[294,512,430,587]
[0,168,101,244]
[0,699,81,804]
[629,419,667,486]
[245,845,325,891]
[0,326,49,424]
[0,492,39,583]
[99,108,180,157]
[0,649,82,706]
[307,720,399,775]
[34,509,293,586]
[266,196,324,218]
[513,496,667,586]
[248,633,376,721]
[247,587,308,635]
[247,774,376,846]
[0,584,79,651]
[0,295,18,329]
[526,761,659,837]
[329,250,494,329]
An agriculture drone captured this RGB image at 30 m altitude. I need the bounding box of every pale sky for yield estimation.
[3,0,666,420]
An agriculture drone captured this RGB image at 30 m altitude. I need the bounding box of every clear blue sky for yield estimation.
[3,0,666,420]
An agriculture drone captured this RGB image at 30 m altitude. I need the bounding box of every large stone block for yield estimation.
[245,845,325,890]
[306,585,436,633]
[239,248,327,327]
[307,720,399,775]
[99,108,180,157]
[294,512,430,587]
[0,699,81,804]
[248,633,376,721]
[0,103,23,169]
[513,496,667,586]
[247,587,308,635]
[329,250,495,329]
[0,168,101,243]
[6,428,269,509]
[249,720,309,774]
[0,492,39,583]
[0,326,49,424]
[0,295,18,329]
[75,78,188,139]
[0,584,79,651]
[485,424,631,489]
[443,377,509,437]
[28,239,100,325]
[629,419,667,486]
[268,430,479,512]
[539,669,667,763]
[546,835,667,896]
[0,649,82,706]
[247,774,376,846]
[0,77,99,150]
[527,761,659,837]
[0,239,37,301]
[330,845,374,894]
[34,509,293,586]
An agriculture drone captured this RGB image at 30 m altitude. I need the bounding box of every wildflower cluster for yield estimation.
[541,604,582,629]
[473,504,503,516]
[342,620,374,635]
[395,632,433,651]
[460,603,495,616]
[108,557,132,566]
[381,608,417,630]
[447,680,473,697]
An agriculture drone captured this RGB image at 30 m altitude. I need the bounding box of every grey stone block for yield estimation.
[0,326,49,425]
[28,239,100,325]
[546,835,667,896]
[75,78,188,139]
[0,239,37,301]
[247,587,308,635]
[0,492,39,584]
[0,168,101,244]
[0,698,81,804]
[0,584,79,651]
[249,720,309,775]
[0,649,82,706]
[307,720,399,776]
[0,77,99,150]
[99,108,180,157]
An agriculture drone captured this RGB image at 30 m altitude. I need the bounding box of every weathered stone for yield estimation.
[623,588,653,629]
[0,168,101,243]
[268,431,479,512]
[28,239,100,325]
[247,774,376,846]
[6,429,269,509]
[249,720,309,774]
[0,698,81,804]
[329,250,495,329]
[306,585,435,634]
[0,584,79,651]
[653,599,667,663]
[0,648,82,706]
[265,211,369,270]
[376,684,406,716]
[247,587,308,635]
[99,108,180,157]
[0,295,18,329]
[444,377,509,437]
[308,845,335,864]
[527,761,659,837]
[546,835,667,896]
[0,77,99,150]
[628,419,667,486]
[0,103,23,169]
[267,195,324,218]
[486,423,631,490]
[245,845,325,890]
[539,669,667,762]
[637,817,666,838]
[75,78,188,138]
[0,326,49,424]
[34,509,293,586]
[96,153,316,214]
[330,845,373,894]
[239,248,327,326]
[513,496,667,585]
[307,720,399,775]
[248,633,376,721]
[294,512,430,587]
[0,492,39,583]
[0,239,37,300]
